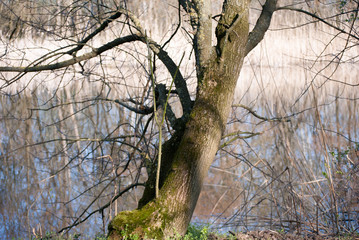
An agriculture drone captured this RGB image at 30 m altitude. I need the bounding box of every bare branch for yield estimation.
[113,99,154,115]
[0,34,140,72]
[191,0,212,80]
[245,0,277,56]
[276,6,359,42]
[162,1,182,49]
[233,104,291,122]
[7,137,142,156]
[66,10,124,56]
[124,10,192,116]
[156,84,178,129]
[58,183,145,234]
[0,7,193,118]
[220,130,261,149]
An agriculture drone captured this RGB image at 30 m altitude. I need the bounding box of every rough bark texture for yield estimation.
[137,130,185,209]
[108,0,250,239]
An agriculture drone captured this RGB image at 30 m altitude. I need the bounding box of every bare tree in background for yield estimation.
[0,0,358,239]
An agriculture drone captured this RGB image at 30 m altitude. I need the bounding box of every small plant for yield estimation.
[94,233,107,240]
[119,225,142,240]
[183,224,210,240]
[31,231,81,240]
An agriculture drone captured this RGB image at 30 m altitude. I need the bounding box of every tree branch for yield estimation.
[66,10,124,56]
[58,183,144,234]
[233,104,291,122]
[220,130,261,149]
[147,39,192,117]
[156,83,178,129]
[0,8,192,118]
[0,34,140,72]
[113,99,154,115]
[125,11,192,117]
[191,0,212,81]
[245,0,277,56]
[276,6,359,42]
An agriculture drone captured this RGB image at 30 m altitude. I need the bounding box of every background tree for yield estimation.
[0,0,358,239]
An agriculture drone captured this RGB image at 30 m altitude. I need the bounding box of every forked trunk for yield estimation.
[108,1,249,238]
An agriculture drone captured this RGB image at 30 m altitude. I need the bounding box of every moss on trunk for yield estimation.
[108,202,176,239]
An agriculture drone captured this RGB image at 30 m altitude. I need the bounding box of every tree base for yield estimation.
[107,201,180,239]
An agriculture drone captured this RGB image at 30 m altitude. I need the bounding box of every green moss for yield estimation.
[109,210,155,238]
[108,200,180,239]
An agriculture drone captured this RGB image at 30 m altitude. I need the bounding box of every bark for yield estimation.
[107,0,250,239]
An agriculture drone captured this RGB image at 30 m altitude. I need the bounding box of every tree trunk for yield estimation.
[108,1,249,238]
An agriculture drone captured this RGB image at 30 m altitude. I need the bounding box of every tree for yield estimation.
[0,0,358,239]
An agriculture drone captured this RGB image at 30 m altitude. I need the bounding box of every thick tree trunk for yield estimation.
[108,1,249,239]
